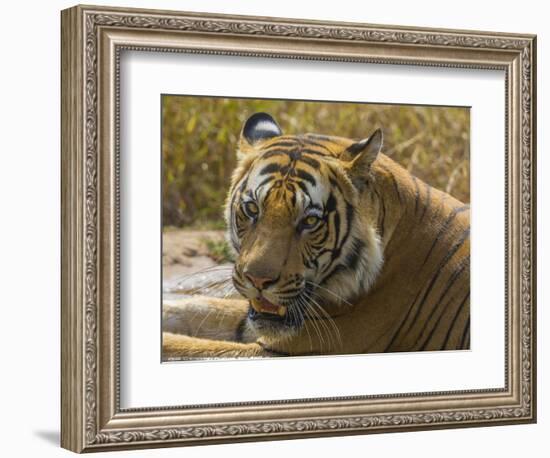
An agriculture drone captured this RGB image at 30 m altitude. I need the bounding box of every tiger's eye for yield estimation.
[243,201,259,218]
[302,215,320,228]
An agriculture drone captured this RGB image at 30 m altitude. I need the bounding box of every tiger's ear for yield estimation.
[342,129,383,189]
[238,112,282,158]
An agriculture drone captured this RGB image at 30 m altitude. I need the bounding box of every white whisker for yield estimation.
[305,280,354,308]
[299,297,325,352]
[293,298,313,352]
[303,291,343,351]
[193,309,215,337]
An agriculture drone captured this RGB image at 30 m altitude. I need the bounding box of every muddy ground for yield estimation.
[162,229,226,283]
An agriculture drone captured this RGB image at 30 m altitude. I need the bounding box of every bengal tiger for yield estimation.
[162,112,470,358]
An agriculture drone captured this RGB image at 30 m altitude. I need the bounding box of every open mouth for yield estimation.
[247,296,304,333]
[248,297,287,321]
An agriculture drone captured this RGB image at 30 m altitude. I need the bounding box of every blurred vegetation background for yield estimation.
[162,95,469,228]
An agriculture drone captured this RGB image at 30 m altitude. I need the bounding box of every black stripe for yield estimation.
[414,263,470,350]
[344,238,365,271]
[290,186,297,207]
[331,202,354,259]
[325,192,337,213]
[459,319,470,349]
[236,227,246,240]
[319,201,355,281]
[324,263,347,280]
[263,140,299,149]
[420,293,469,351]
[421,205,470,267]
[377,191,386,239]
[397,228,470,344]
[259,163,281,175]
[295,169,317,187]
[263,180,281,201]
[384,287,425,352]
[413,261,468,349]
[261,150,286,160]
[229,182,247,249]
[331,212,341,254]
[381,166,402,204]
[328,175,344,194]
[311,224,330,247]
[232,276,246,289]
[295,180,309,194]
[258,175,276,188]
[229,190,239,229]
[301,139,333,151]
[339,202,355,256]
[239,174,249,191]
[229,178,245,216]
[298,184,312,209]
[300,155,321,169]
[390,172,402,204]
[279,277,297,288]
[441,294,470,350]
[412,176,420,214]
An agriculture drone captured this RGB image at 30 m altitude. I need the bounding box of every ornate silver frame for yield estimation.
[61,4,537,453]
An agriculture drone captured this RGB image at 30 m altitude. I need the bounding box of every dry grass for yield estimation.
[162,95,469,227]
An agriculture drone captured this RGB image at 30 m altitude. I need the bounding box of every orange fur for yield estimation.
[163,121,469,359]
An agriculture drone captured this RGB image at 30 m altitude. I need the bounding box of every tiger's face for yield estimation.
[225,113,384,340]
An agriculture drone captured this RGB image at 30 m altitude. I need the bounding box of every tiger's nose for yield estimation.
[244,272,276,290]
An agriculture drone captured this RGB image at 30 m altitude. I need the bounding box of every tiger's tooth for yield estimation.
[277,306,286,317]
[251,299,262,312]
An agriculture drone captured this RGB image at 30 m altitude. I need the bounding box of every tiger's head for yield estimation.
[225,113,384,341]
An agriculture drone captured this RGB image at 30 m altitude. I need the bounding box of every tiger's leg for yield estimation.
[162,332,272,359]
[163,295,256,343]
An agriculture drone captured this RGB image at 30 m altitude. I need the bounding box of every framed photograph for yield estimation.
[61,4,537,452]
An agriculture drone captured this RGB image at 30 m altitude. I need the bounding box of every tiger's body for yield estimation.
[163,113,470,358]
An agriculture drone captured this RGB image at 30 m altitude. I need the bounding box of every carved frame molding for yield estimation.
[61,4,536,452]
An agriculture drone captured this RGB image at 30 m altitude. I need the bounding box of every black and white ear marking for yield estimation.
[242,112,282,145]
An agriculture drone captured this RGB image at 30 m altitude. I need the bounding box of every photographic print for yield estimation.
[61,5,536,451]
[161,96,470,360]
